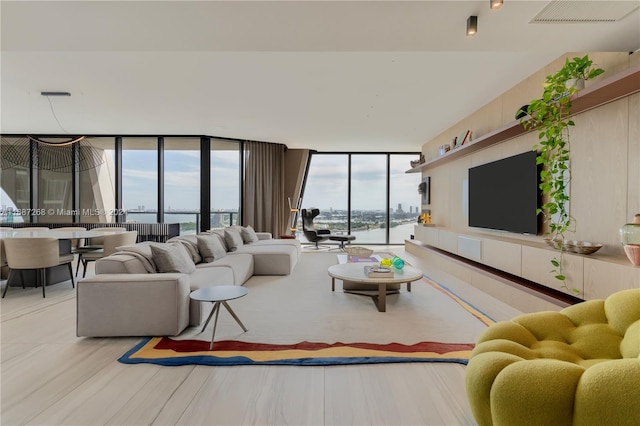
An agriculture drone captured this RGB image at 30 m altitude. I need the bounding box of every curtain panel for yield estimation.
[243,141,286,236]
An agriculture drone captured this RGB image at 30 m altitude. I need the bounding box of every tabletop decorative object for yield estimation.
[620,214,640,266]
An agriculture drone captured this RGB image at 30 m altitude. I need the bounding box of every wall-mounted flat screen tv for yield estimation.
[468,151,541,234]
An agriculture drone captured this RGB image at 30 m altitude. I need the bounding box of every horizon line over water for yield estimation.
[127,212,416,243]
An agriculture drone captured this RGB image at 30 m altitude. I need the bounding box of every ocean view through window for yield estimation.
[300,153,420,244]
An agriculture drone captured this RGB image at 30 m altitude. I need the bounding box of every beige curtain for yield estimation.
[243,141,287,236]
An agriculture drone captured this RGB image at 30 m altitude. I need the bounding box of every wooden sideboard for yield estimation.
[411,225,639,301]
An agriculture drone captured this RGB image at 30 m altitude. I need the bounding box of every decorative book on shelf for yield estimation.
[460,130,472,146]
[365,266,394,278]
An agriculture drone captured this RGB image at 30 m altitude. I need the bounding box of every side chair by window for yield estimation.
[301,208,333,249]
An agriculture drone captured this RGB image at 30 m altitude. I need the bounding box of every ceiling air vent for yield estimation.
[531,0,640,23]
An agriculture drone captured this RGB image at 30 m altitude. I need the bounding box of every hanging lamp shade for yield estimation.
[0,136,105,172]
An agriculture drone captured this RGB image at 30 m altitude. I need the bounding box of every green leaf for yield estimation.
[551,259,560,267]
[555,275,566,281]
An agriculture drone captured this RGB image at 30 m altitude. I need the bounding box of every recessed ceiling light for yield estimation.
[490,0,503,10]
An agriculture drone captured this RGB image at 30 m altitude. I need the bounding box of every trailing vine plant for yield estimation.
[520,55,604,293]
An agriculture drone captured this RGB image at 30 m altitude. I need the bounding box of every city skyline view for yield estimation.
[301,154,420,213]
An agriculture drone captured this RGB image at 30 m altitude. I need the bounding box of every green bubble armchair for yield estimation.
[465,288,640,426]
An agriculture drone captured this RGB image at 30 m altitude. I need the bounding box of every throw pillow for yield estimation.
[207,229,229,251]
[167,236,202,264]
[240,225,260,243]
[150,243,196,274]
[224,229,244,252]
[197,235,227,263]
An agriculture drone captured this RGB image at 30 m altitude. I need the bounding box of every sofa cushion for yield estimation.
[206,229,229,251]
[224,229,244,252]
[151,243,196,274]
[234,244,297,275]
[167,235,203,264]
[240,225,260,243]
[195,253,254,286]
[197,234,226,263]
[246,238,302,256]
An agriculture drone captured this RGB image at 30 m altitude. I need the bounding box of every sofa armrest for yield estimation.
[77,273,191,337]
[256,232,272,240]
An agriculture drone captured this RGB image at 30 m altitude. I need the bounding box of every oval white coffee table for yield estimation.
[327,263,423,312]
[190,286,249,349]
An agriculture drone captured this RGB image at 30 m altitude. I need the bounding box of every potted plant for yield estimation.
[520,55,604,293]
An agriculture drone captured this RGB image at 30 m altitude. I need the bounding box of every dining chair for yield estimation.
[80,231,138,277]
[0,238,7,268]
[2,237,74,298]
[0,238,10,294]
[75,227,127,277]
[52,227,87,274]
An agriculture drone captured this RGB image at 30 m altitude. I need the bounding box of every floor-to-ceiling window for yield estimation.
[211,139,241,228]
[79,137,116,223]
[2,134,419,243]
[0,137,30,223]
[351,154,388,244]
[35,137,76,224]
[38,170,72,223]
[164,137,201,234]
[298,154,348,242]
[389,154,421,243]
[300,152,420,245]
[122,137,158,223]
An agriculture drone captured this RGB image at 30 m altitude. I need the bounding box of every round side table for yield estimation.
[190,286,249,349]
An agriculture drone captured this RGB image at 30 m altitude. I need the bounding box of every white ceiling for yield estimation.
[1,1,639,152]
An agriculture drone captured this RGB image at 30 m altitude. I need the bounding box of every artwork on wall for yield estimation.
[421,176,430,205]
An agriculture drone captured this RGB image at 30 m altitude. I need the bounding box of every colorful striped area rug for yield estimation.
[119,276,495,367]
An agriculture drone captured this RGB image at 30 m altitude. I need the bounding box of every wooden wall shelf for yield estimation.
[407,62,640,173]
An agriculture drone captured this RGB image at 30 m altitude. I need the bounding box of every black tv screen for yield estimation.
[468,151,541,234]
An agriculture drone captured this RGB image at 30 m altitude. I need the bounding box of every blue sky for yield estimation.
[122,150,239,211]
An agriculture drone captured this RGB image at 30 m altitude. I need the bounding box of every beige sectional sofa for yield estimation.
[77,228,301,337]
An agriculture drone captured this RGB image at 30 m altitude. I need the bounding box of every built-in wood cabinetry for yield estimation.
[413,225,639,300]
[407,53,640,303]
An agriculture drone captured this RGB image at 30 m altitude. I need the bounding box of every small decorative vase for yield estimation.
[392,256,405,270]
[620,214,640,266]
[623,245,640,267]
[380,258,392,268]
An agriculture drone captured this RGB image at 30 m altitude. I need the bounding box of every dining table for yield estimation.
[0,228,127,287]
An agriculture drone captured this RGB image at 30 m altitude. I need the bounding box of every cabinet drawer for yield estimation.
[483,239,522,276]
[522,246,584,296]
[438,230,458,254]
[458,236,482,261]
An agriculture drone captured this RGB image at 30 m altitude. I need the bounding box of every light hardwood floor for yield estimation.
[1,246,544,426]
